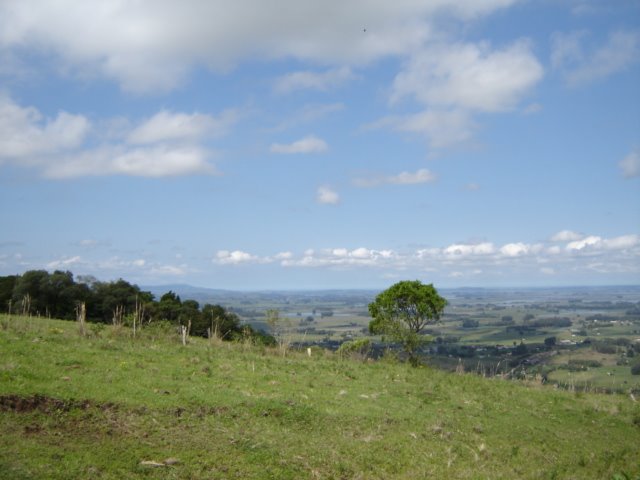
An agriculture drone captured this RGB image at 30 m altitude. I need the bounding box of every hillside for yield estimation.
[1,314,639,479]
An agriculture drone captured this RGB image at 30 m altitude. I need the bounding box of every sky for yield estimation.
[0,0,639,290]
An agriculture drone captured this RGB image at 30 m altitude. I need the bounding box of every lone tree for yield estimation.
[368,280,447,366]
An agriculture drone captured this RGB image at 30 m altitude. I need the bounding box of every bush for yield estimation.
[338,338,372,361]
[631,363,640,376]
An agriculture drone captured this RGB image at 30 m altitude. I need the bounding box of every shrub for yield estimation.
[631,363,640,376]
[338,338,372,361]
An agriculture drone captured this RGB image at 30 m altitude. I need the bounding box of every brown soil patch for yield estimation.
[0,394,116,413]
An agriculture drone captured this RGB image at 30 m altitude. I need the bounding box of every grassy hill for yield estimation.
[1,314,639,479]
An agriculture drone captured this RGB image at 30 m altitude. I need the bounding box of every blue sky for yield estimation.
[0,0,638,290]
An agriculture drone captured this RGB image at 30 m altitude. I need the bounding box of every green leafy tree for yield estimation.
[157,291,182,323]
[91,279,149,323]
[200,304,241,339]
[180,299,201,334]
[369,280,447,366]
[12,270,50,316]
[0,275,18,313]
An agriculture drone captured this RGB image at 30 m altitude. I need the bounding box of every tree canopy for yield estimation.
[369,280,447,365]
[0,270,272,344]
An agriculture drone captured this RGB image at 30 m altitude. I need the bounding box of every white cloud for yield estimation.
[370,37,543,150]
[270,135,328,154]
[603,234,639,250]
[44,145,215,179]
[215,250,259,265]
[391,40,543,112]
[368,109,476,149]
[500,242,534,257]
[17,231,639,282]
[566,235,602,251]
[444,242,495,256]
[0,96,226,178]
[46,255,82,269]
[551,230,583,242]
[0,95,89,161]
[274,232,640,277]
[280,247,398,267]
[619,149,640,178]
[274,67,355,94]
[552,30,640,86]
[128,109,239,145]
[316,186,340,205]
[0,1,518,93]
[149,264,187,276]
[354,168,437,187]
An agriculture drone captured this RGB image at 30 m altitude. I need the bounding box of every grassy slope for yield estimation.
[0,315,639,480]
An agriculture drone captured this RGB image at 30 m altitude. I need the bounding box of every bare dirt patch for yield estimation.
[0,394,116,413]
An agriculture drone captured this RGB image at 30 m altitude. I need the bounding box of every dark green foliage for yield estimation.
[369,280,447,366]
[631,363,640,376]
[337,338,372,360]
[90,278,150,323]
[545,336,557,346]
[157,291,182,323]
[0,275,17,311]
[462,318,479,328]
[531,317,572,328]
[513,341,528,355]
[198,304,240,339]
[0,271,262,345]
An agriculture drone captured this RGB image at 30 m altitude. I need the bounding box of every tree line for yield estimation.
[0,270,273,344]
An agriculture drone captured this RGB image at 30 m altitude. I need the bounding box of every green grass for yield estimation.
[1,314,639,479]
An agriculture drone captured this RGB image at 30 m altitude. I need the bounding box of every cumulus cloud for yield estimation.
[551,30,640,86]
[364,35,544,149]
[369,38,542,149]
[128,109,239,145]
[391,40,543,112]
[499,242,542,257]
[43,145,215,179]
[566,235,602,251]
[354,168,437,187]
[270,135,328,154]
[280,247,397,267]
[564,234,640,252]
[214,250,260,265]
[444,242,495,256]
[274,67,355,94]
[0,95,89,161]
[0,96,228,178]
[316,185,340,205]
[28,231,638,282]
[551,230,583,242]
[0,1,518,93]
[619,149,640,178]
